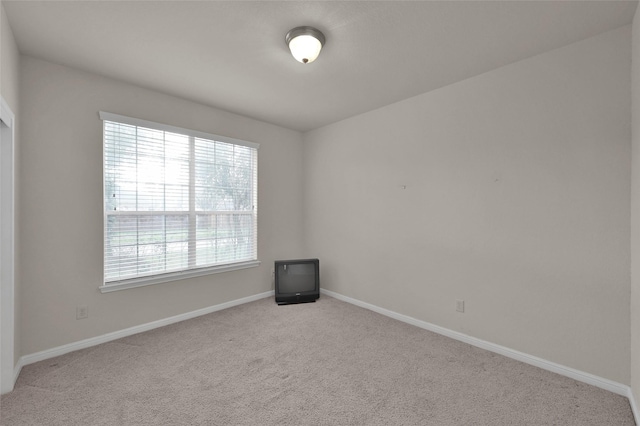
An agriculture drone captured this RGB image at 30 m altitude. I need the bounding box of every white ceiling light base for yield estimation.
[286,26,325,64]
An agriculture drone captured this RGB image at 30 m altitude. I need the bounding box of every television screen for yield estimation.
[275,259,319,305]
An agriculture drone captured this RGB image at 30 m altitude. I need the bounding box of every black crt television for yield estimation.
[274,258,320,305]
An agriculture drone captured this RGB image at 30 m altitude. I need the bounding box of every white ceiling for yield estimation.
[4,0,638,132]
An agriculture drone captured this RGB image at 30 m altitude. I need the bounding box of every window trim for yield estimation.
[99,111,260,292]
[99,112,260,150]
[98,260,261,293]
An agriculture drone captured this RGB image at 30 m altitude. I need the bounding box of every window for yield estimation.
[100,112,259,292]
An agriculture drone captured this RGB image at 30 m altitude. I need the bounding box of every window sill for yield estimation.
[99,260,261,293]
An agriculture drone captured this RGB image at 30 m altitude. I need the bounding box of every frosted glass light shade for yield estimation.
[289,35,322,63]
[286,26,325,64]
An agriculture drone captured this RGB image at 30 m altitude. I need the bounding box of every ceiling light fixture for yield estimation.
[285,26,325,64]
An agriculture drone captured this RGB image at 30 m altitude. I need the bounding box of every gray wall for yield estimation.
[303,26,631,384]
[1,4,19,109]
[631,5,640,412]
[18,56,304,355]
[1,2,21,371]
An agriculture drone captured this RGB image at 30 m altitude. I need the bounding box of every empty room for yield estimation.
[1,0,640,424]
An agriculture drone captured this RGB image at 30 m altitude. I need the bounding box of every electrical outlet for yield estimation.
[76,306,88,320]
[456,300,465,313]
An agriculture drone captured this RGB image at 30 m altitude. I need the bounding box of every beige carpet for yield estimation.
[0,295,635,425]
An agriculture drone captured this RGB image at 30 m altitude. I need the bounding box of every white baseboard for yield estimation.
[19,291,274,368]
[320,289,635,407]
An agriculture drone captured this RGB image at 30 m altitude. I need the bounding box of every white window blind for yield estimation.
[101,112,258,290]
